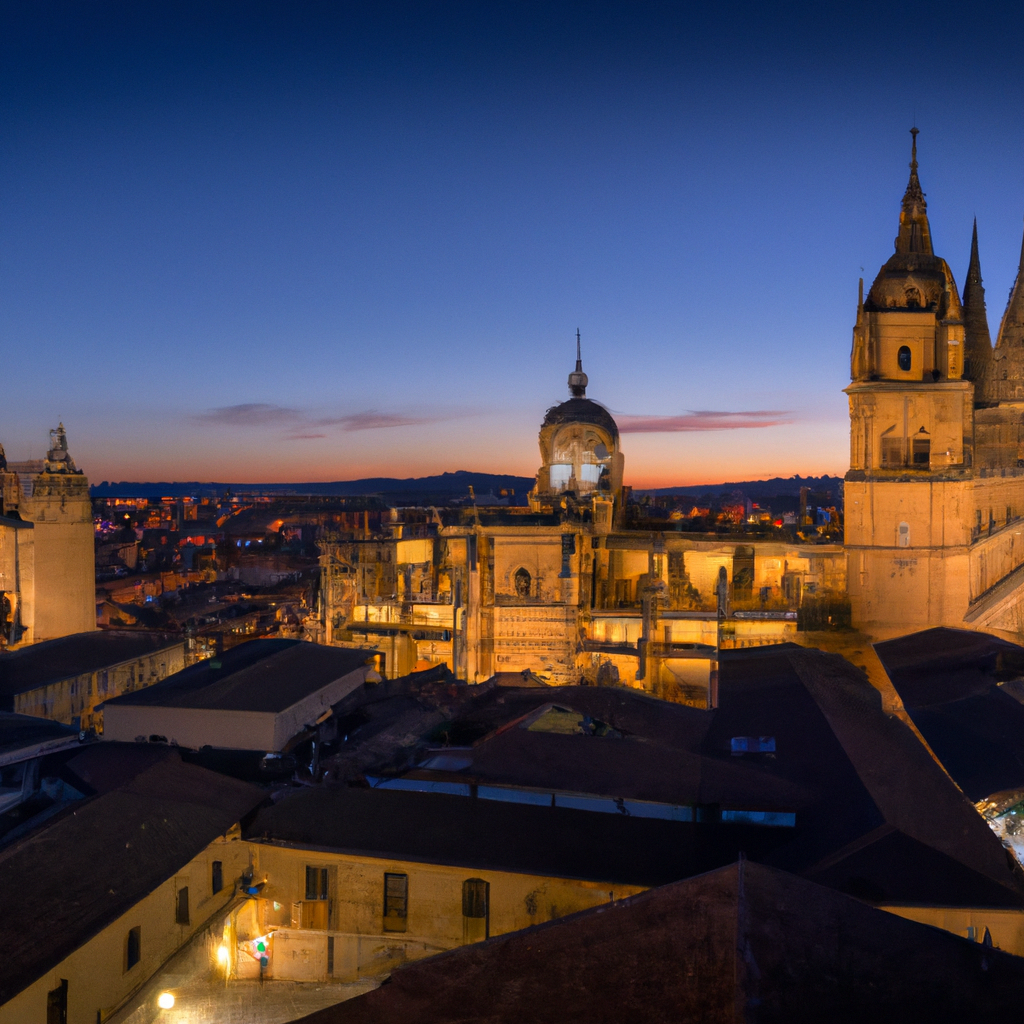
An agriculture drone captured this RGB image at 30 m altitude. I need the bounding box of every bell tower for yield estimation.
[845,130,975,635]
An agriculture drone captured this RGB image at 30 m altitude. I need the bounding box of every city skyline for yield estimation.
[4,2,1024,487]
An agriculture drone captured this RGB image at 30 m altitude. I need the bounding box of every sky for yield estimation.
[4,1,1024,488]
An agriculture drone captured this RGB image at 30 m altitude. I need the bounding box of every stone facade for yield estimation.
[0,425,95,647]
[846,131,1024,639]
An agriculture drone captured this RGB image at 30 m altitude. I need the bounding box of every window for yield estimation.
[383,872,408,931]
[881,436,904,468]
[898,522,911,548]
[175,886,189,925]
[912,434,930,466]
[462,878,489,942]
[211,861,223,895]
[898,346,912,371]
[305,865,328,901]
[46,980,67,1024]
[513,567,531,599]
[125,927,141,972]
[462,878,488,918]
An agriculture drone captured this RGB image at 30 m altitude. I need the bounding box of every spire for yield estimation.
[962,219,993,387]
[996,217,1024,351]
[895,127,933,256]
[568,328,588,398]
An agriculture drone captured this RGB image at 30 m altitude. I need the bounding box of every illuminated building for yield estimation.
[846,130,1024,637]
[0,425,95,647]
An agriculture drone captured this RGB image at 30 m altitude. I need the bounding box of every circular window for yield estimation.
[898,346,912,371]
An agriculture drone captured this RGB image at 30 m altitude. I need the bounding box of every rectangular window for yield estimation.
[912,437,930,466]
[305,865,328,900]
[175,887,189,925]
[125,927,141,972]
[46,980,67,1024]
[211,861,223,895]
[383,872,408,932]
[880,436,904,467]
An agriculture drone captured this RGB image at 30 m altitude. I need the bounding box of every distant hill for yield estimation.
[636,476,844,499]
[90,471,537,501]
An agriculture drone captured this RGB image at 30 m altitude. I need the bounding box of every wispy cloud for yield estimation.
[191,403,301,427]
[617,410,794,433]
[311,412,442,432]
[193,404,453,437]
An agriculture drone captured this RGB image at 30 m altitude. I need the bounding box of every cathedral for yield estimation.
[0,425,96,647]
[314,130,1024,691]
[847,129,1024,638]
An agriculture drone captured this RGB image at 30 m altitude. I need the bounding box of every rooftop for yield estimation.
[293,860,1024,1024]
[0,630,183,700]
[0,712,79,762]
[0,752,264,1004]
[101,638,372,714]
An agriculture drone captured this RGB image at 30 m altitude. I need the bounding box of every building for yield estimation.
[0,631,185,730]
[313,345,843,695]
[846,130,1024,638]
[0,749,263,1024]
[0,712,82,817]
[100,638,377,752]
[0,425,95,647]
[289,861,1024,1024]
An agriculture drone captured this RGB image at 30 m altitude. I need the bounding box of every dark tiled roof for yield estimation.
[875,628,1024,802]
[245,785,792,887]
[325,644,1024,907]
[292,861,1024,1024]
[0,754,264,1003]
[0,712,79,759]
[101,639,372,713]
[0,631,183,699]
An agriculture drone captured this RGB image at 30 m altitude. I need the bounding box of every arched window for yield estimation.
[513,567,531,599]
[898,346,912,372]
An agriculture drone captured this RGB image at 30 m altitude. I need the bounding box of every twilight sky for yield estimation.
[4,1,1024,488]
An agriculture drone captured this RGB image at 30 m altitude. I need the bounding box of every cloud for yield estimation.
[191,403,301,427]
[192,403,449,436]
[617,410,794,433]
[313,412,442,432]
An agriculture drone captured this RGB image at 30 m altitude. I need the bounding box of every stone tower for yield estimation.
[845,130,975,635]
[0,424,95,645]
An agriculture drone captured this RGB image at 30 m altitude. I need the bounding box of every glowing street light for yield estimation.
[157,992,175,1010]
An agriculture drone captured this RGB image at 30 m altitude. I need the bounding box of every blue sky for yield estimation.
[4,1,1024,486]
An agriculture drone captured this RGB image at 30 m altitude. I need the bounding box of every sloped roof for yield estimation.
[0,630,182,699]
[324,644,1024,907]
[101,638,371,713]
[0,712,79,760]
[874,627,1024,802]
[245,785,792,887]
[291,861,1024,1024]
[0,753,263,1004]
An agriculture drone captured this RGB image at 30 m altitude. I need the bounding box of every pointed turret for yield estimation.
[984,218,1024,403]
[895,128,933,256]
[962,219,993,393]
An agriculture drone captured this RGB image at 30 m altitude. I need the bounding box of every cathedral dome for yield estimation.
[864,252,949,313]
[541,397,619,441]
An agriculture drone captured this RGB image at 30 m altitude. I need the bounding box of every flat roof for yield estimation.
[102,639,372,714]
[0,630,184,699]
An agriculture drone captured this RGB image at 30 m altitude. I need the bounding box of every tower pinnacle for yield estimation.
[568,328,588,397]
[963,218,993,389]
[896,127,933,255]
